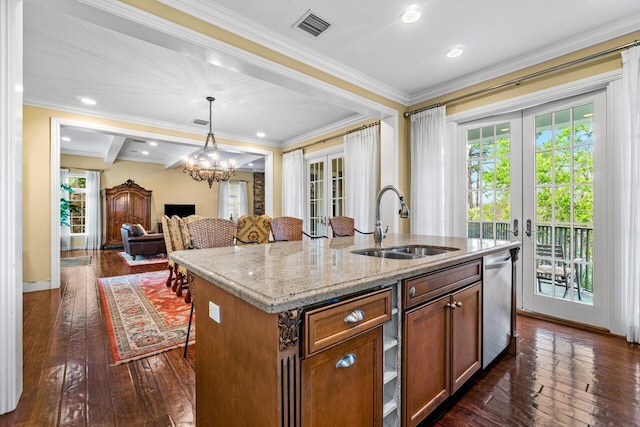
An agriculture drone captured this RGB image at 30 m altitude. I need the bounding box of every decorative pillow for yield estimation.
[131,224,146,236]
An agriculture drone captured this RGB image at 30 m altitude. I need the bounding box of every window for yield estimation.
[68,175,86,235]
[228,181,240,221]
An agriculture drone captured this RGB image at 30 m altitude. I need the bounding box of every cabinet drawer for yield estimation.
[403,260,481,309]
[304,288,392,356]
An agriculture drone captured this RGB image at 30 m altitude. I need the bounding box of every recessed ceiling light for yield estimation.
[80,97,97,106]
[248,163,254,166]
[61,137,71,142]
[400,6,421,24]
[148,142,158,146]
[446,47,464,58]
[141,151,149,155]
[256,132,266,138]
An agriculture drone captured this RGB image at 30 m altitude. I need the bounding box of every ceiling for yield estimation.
[23,0,640,169]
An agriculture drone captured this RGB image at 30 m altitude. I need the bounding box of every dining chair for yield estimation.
[329,216,373,237]
[235,214,272,244]
[269,216,327,241]
[169,215,190,297]
[536,243,582,300]
[186,218,237,249]
[160,215,175,287]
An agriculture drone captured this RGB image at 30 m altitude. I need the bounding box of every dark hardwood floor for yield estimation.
[0,249,194,427]
[1,249,639,426]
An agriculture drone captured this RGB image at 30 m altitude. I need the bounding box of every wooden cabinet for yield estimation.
[301,327,383,427]
[301,288,390,427]
[402,264,482,427]
[102,179,152,248]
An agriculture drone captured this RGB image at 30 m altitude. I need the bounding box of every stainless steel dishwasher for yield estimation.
[482,250,512,369]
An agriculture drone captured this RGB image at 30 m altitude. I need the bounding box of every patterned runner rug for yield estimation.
[98,270,194,364]
[118,251,168,266]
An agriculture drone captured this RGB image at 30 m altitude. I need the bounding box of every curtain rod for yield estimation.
[404,39,640,118]
[281,121,380,155]
[61,166,104,173]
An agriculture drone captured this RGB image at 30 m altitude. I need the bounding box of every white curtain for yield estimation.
[83,171,101,250]
[218,181,230,219]
[344,124,379,232]
[238,181,248,217]
[617,46,640,343]
[410,106,458,236]
[282,149,304,218]
[60,169,70,251]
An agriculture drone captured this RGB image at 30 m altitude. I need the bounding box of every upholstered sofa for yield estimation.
[120,223,166,259]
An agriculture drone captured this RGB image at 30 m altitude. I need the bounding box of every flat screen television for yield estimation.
[164,204,196,218]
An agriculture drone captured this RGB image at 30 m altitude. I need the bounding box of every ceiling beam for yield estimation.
[103,136,126,164]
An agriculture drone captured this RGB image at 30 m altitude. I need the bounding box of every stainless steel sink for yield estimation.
[351,245,459,259]
[385,245,459,256]
[351,249,423,259]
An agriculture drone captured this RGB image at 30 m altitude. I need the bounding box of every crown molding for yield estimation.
[157,0,411,105]
[409,14,640,106]
[282,114,368,148]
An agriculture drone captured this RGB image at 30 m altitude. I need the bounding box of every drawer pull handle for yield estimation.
[409,287,416,298]
[455,301,463,307]
[447,302,456,309]
[344,310,365,323]
[336,353,356,368]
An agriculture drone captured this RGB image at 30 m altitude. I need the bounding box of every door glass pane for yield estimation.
[534,103,593,304]
[331,157,344,217]
[467,123,511,241]
[308,161,325,236]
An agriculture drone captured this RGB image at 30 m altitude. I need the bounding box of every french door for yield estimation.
[521,91,606,326]
[306,152,344,237]
[462,90,607,327]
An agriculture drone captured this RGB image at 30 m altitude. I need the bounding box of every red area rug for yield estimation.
[118,251,168,266]
[98,270,194,365]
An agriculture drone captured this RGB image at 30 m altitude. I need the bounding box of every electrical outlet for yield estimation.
[209,301,221,323]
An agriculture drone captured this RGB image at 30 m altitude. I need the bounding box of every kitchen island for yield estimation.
[172,234,520,426]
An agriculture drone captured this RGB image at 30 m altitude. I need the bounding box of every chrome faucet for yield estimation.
[374,185,410,247]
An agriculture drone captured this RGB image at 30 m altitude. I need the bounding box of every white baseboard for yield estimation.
[23,280,54,293]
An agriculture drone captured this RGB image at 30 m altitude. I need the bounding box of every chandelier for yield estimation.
[183,96,236,188]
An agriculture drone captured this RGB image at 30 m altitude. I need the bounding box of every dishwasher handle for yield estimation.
[485,256,511,270]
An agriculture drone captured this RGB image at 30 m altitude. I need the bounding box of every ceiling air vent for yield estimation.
[193,119,209,126]
[293,10,332,38]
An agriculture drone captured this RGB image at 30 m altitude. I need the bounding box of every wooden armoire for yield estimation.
[102,179,153,248]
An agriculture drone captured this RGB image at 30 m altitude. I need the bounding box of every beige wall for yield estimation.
[23,105,280,283]
[63,153,255,233]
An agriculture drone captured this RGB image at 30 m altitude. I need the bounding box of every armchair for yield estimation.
[120,223,166,259]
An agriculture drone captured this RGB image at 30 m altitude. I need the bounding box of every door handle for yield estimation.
[336,353,356,368]
[526,219,532,237]
[512,219,519,237]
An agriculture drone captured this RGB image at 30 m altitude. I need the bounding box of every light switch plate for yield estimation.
[209,301,221,323]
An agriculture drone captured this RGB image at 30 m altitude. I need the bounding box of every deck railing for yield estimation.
[468,221,594,293]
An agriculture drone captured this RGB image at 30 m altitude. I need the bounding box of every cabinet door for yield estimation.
[403,295,451,427]
[301,327,383,427]
[128,190,151,229]
[451,282,482,392]
[108,191,129,245]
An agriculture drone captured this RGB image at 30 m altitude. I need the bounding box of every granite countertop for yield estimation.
[171,234,520,313]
